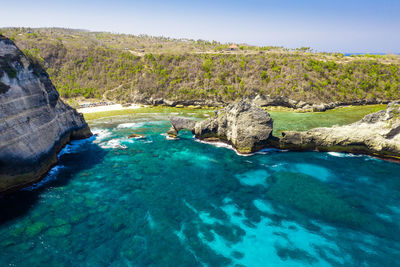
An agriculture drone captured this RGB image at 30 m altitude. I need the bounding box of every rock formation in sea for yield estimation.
[0,35,92,193]
[280,101,400,160]
[167,116,196,138]
[193,100,278,153]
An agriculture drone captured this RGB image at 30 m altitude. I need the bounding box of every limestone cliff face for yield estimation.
[167,116,196,138]
[280,102,400,159]
[0,35,92,193]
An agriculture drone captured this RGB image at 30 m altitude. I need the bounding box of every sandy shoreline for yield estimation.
[77,104,142,114]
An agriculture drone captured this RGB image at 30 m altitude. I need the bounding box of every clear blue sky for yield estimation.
[1,0,399,53]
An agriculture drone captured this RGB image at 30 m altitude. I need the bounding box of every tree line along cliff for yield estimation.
[1,27,399,105]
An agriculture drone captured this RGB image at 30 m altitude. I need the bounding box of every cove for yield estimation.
[1,113,400,266]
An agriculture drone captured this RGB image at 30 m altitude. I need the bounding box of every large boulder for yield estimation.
[280,102,400,159]
[194,100,276,153]
[0,35,92,193]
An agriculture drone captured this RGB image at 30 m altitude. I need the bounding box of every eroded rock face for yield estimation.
[194,100,276,153]
[280,102,400,159]
[0,35,92,193]
[167,116,196,137]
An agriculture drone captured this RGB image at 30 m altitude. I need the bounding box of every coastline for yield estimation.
[77,101,398,161]
[194,137,400,163]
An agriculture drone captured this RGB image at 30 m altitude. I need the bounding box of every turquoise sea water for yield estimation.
[1,113,400,266]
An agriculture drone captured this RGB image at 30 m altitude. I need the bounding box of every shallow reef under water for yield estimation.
[1,113,400,266]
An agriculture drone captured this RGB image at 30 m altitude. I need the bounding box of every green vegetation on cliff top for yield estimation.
[269,104,386,135]
[1,27,399,104]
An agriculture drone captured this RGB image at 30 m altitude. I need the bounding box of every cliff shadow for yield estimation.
[0,140,106,225]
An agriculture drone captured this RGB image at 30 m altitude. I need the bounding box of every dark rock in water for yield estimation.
[128,133,145,139]
[167,127,178,138]
[194,99,277,153]
[0,35,92,193]
[280,102,400,160]
[167,116,196,137]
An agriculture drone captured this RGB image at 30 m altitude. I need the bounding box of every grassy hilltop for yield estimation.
[1,27,399,104]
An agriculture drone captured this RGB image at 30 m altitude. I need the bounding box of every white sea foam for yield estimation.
[256,148,287,154]
[161,133,179,140]
[117,122,142,129]
[195,139,287,157]
[327,152,347,157]
[92,128,113,141]
[99,139,125,149]
[92,128,132,149]
[58,137,94,157]
[23,133,96,190]
[327,151,364,158]
[194,139,253,157]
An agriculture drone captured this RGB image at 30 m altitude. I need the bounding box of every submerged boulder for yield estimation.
[0,35,92,193]
[194,99,277,153]
[280,102,400,160]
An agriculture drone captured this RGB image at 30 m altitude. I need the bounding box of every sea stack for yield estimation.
[0,35,92,193]
[194,99,277,153]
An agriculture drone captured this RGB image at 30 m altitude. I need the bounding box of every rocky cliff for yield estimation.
[184,99,400,159]
[167,116,196,138]
[280,102,400,160]
[0,35,92,193]
[194,100,277,153]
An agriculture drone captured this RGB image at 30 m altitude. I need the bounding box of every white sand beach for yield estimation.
[77,104,142,114]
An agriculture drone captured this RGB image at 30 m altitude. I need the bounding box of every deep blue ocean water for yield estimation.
[1,113,400,266]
